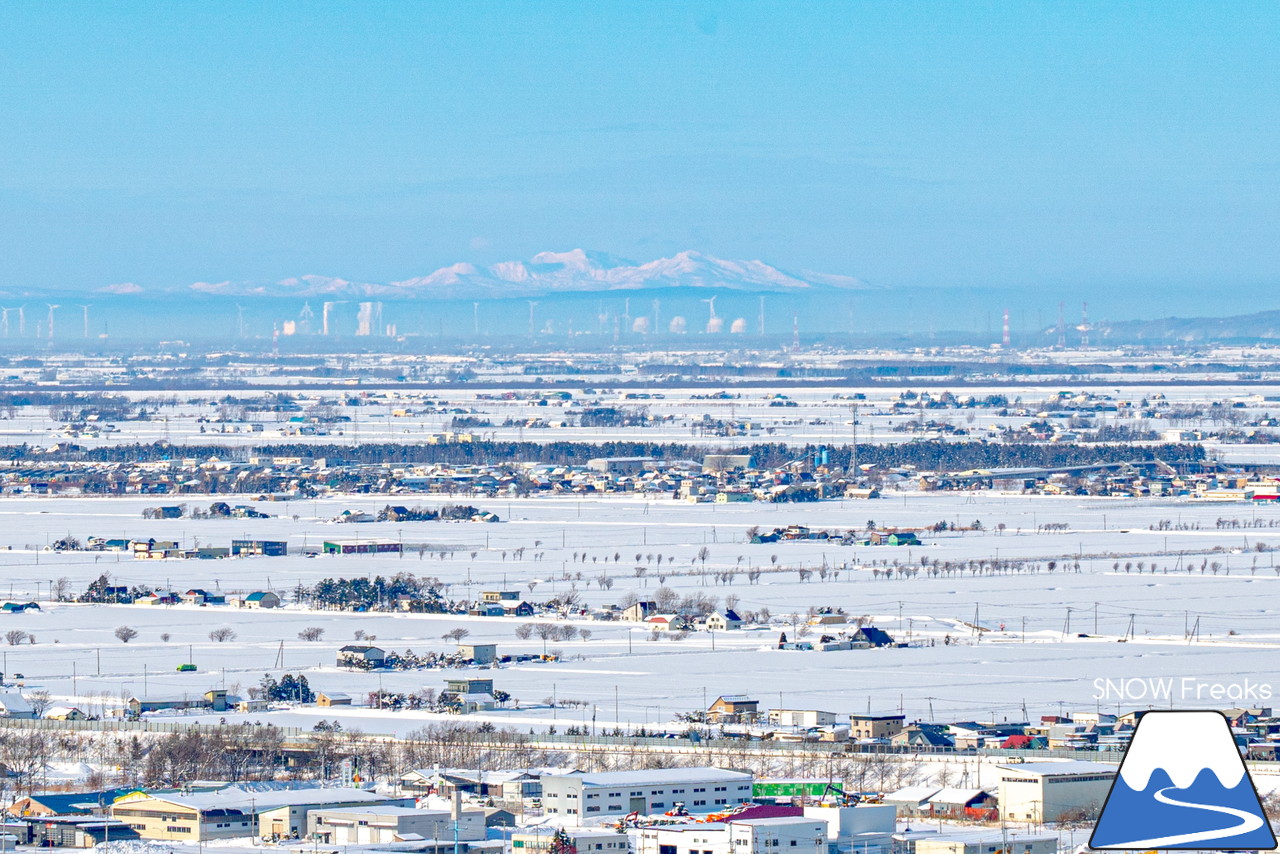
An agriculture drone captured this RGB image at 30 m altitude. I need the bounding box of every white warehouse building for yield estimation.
[542,768,754,818]
[996,761,1116,823]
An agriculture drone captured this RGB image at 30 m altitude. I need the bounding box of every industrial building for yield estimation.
[230,539,288,557]
[995,761,1116,823]
[541,767,753,818]
[322,538,403,555]
[306,805,484,846]
[111,786,394,841]
[634,817,826,854]
[512,828,629,854]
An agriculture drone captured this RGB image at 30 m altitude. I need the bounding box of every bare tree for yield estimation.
[533,623,559,655]
[209,628,237,643]
[654,585,679,611]
[442,627,471,642]
[514,623,534,640]
[4,630,28,646]
[298,627,325,641]
[26,690,51,718]
[51,577,72,601]
[114,626,138,644]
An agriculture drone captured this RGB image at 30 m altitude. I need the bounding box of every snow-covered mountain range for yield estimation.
[187,250,869,299]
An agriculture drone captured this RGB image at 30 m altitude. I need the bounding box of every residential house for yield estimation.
[708,695,760,723]
[647,614,692,632]
[882,786,942,818]
[441,677,497,713]
[622,601,658,622]
[849,714,905,741]
[852,627,895,647]
[926,788,996,820]
[181,589,225,606]
[0,691,35,719]
[43,706,87,721]
[891,725,954,749]
[701,610,743,631]
[336,645,386,668]
[234,591,281,609]
[867,531,921,546]
[502,600,536,617]
[131,591,177,606]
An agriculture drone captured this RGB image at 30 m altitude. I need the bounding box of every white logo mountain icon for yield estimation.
[1090,711,1276,850]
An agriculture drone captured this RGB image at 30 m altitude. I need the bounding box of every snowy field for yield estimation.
[2,490,1280,729]
[4,380,1280,448]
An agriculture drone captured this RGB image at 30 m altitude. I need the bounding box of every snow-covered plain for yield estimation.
[2,490,1280,730]
[6,380,1280,449]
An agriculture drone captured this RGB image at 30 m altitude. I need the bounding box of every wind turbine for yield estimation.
[79,305,92,339]
[16,306,25,337]
[527,301,539,338]
[46,304,60,340]
[0,308,10,338]
[701,296,722,333]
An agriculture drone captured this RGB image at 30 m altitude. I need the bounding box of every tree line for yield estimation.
[8,439,1208,472]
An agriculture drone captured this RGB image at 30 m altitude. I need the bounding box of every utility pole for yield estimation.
[850,404,858,479]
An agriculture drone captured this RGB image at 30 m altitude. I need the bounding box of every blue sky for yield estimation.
[2,1,1278,299]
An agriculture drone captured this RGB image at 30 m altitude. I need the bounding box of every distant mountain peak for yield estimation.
[181,250,869,299]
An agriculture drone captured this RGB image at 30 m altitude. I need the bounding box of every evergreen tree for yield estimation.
[550,828,577,854]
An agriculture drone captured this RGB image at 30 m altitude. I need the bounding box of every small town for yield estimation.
[0,701,1274,854]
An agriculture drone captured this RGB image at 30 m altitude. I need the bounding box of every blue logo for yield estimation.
[1091,710,1277,850]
